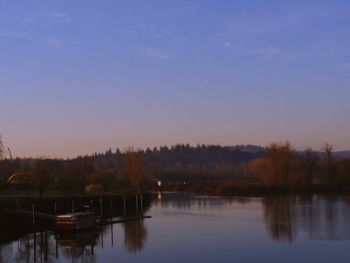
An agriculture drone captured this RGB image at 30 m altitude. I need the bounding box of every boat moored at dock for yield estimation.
[55,212,97,231]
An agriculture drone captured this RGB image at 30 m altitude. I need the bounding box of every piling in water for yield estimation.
[32,204,35,228]
[140,194,143,214]
[123,196,126,217]
[136,195,139,216]
[100,198,103,219]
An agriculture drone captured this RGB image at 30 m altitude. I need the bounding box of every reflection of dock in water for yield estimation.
[99,215,152,225]
[56,231,98,248]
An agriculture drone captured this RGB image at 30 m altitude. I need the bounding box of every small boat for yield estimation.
[55,212,97,231]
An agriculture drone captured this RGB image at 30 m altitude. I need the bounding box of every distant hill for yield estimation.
[300,150,350,158]
[225,145,266,154]
[334,151,350,158]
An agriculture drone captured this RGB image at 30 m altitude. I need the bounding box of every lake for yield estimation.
[2,193,350,262]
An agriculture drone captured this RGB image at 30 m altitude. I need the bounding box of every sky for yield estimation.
[1,0,350,158]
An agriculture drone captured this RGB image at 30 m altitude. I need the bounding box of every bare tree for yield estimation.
[322,143,336,185]
[123,148,144,193]
[302,147,317,188]
[251,142,294,187]
[0,134,4,160]
[58,162,78,196]
[337,158,350,185]
[32,157,53,198]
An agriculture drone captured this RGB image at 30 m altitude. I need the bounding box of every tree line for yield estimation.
[1,133,350,196]
[251,142,350,191]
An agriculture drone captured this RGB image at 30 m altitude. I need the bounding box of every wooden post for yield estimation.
[54,202,57,215]
[110,197,113,218]
[55,233,58,259]
[32,204,35,228]
[140,194,143,214]
[100,198,103,219]
[136,195,138,217]
[44,231,48,262]
[123,196,126,217]
[111,221,114,246]
[33,231,36,262]
[72,201,74,213]
[101,227,104,249]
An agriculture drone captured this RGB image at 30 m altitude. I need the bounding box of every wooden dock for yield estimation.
[98,215,152,226]
[8,209,151,227]
[16,209,56,222]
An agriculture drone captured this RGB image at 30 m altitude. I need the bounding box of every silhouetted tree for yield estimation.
[0,134,4,160]
[92,169,115,191]
[250,158,272,184]
[77,160,94,193]
[251,142,294,187]
[322,143,337,185]
[337,158,350,186]
[302,147,318,188]
[32,157,53,198]
[123,148,144,193]
[58,161,82,196]
[0,134,7,184]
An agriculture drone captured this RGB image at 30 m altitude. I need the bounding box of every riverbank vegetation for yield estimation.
[1,133,350,197]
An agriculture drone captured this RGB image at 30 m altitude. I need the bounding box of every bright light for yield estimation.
[157,180,162,187]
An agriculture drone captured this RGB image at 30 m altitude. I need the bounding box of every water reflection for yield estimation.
[2,231,57,263]
[123,220,147,253]
[57,231,97,262]
[263,197,296,242]
[3,194,350,262]
[0,218,148,262]
[155,192,251,210]
[262,196,350,242]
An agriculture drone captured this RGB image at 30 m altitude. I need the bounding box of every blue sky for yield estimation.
[1,0,350,157]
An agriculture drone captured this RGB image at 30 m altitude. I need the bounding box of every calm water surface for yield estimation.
[2,193,350,262]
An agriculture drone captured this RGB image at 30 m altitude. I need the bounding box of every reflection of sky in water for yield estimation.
[2,194,350,262]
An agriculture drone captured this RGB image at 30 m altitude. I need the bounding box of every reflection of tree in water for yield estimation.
[123,220,147,253]
[0,229,97,263]
[62,246,96,263]
[264,196,350,243]
[157,192,251,211]
[300,196,350,241]
[59,231,97,263]
[0,244,12,263]
[263,197,296,243]
[6,231,57,263]
[11,236,35,263]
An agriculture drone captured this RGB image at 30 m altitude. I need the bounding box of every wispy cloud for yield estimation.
[335,63,350,72]
[251,47,281,58]
[41,11,72,23]
[223,42,281,58]
[138,22,187,43]
[224,41,231,47]
[225,3,348,36]
[221,2,350,60]
[140,48,173,61]
[0,29,68,49]
[42,37,68,48]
